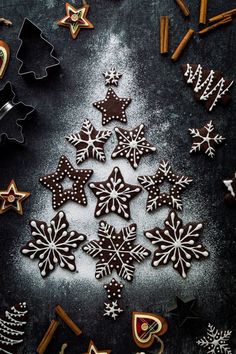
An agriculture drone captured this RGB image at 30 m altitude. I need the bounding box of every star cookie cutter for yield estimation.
[16,18,60,80]
[0,82,35,144]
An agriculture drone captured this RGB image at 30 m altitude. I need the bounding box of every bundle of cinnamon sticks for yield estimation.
[159,0,236,62]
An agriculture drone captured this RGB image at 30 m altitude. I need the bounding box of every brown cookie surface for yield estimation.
[182,63,234,111]
[112,124,156,169]
[39,155,93,209]
[145,210,209,278]
[93,88,131,125]
[66,119,112,165]
[138,160,192,212]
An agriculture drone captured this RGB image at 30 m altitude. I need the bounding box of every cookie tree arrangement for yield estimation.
[0,0,235,353]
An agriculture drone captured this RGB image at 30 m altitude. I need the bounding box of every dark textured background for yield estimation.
[0,0,236,353]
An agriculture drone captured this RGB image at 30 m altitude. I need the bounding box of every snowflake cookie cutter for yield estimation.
[0,81,35,144]
[16,18,60,80]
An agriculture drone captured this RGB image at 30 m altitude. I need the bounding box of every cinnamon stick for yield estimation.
[199,16,232,35]
[55,305,82,336]
[37,320,59,354]
[171,28,194,62]
[160,16,169,54]
[208,9,236,23]
[199,0,208,24]
[175,0,190,17]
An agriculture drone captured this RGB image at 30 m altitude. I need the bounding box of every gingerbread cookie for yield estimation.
[104,278,124,300]
[223,172,236,206]
[66,119,112,165]
[182,64,234,111]
[93,88,131,125]
[112,124,156,169]
[103,68,122,86]
[83,340,111,354]
[145,210,209,278]
[39,155,93,209]
[138,160,192,212]
[83,221,151,282]
[189,121,225,158]
[0,302,28,353]
[0,180,30,215]
[21,211,86,277]
[89,166,141,219]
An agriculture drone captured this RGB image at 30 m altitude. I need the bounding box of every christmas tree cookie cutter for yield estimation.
[0,81,35,143]
[16,18,60,80]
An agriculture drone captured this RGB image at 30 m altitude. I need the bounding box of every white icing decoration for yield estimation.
[0,303,28,353]
[103,300,123,320]
[223,173,236,198]
[103,68,122,86]
[112,124,156,169]
[145,211,209,278]
[66,119,112,164]
[196,323,232,354]
[21,211,86,277]
[89,167,141,219]
[189,120,225,158]
[184,64,234,111]
[83,221,150,281]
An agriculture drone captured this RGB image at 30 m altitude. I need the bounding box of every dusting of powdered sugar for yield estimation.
[11,32,222,315]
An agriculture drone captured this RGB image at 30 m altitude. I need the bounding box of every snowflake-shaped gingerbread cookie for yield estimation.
[138,160,192,212]
[103,68,122,86]
[145,210,209,278]
[66,119,112,164]
[189,120,225,158]
[21,211,86,277]
[89,166,141,220]
[103,300,123,320]
[83,220,151,281]
[197,323,232,354]
[112,124,156,169]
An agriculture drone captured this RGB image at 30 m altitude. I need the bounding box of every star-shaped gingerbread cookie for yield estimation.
[223,172,236,206]
[89,166,141,219]
[66,119,112,165]
[0,180,30,215]
[83,341,111,354]
[104,278,124,300]
[112,124,156,169]
[39,155,93,209]
[138,160,192,212]
[93,88,131,125]
[58,2,94,40]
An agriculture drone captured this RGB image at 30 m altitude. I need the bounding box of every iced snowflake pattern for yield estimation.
[145,210,209,278]
[103,300,123,320]
[21,211,86,277]
[112,124,156,169]
[82,220,151,281]
[197,323,232,354]
[138,160,192,212]
[103,68,122,86]
[66,119,112,164]
[89,166,141,219]
[189,121,225,158]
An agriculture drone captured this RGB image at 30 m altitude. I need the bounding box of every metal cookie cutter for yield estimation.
[16,18,60,80]
[0,82,35,144]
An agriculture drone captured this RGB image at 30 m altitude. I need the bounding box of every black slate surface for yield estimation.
[0,0,236,353]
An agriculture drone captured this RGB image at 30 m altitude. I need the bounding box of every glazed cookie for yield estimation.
[189,120,225,158]
[112,124,156,169]
[182,64,234,111]
[103,68,122,86]
[104,278,124,300]
[39,155,93,209]
[21,211,86,277]
[145,210,209,278]
[93,88,131,125]
[83,221,151,282]
[66,119,112,164]
[89,166,141,219]
[138,160,192,212]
